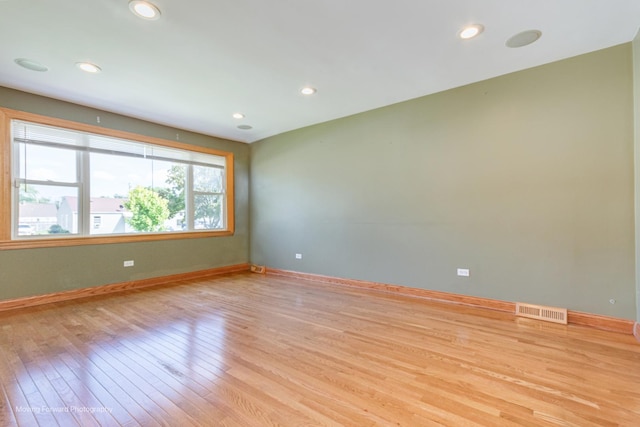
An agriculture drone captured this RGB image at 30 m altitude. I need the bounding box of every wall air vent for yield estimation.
[250,265,266,274]
[516,302,567,325]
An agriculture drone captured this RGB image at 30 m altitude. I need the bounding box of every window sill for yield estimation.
[0,230,235,250]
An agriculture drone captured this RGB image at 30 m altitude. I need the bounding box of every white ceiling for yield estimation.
[1,0,639,143]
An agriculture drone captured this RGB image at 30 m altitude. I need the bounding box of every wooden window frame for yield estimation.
[0,108,235,250]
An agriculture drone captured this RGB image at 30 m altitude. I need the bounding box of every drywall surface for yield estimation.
[250,44,636,319]
[0,87,249,300]
[633,31,640,323]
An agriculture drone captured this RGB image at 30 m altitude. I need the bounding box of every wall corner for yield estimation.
[632,29,640,323]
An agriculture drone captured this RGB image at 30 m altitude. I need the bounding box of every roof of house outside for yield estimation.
[19,203,58,217]
[62,197,128,214]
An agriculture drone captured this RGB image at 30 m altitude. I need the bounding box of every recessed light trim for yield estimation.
[232,113,245,119]
[506,30,542,48]
[15,58,48,72]
[76,62,102,73]
[459,24,484,40]
[129,0,161,20]
[237,124,253,130]
[301,87,316,95]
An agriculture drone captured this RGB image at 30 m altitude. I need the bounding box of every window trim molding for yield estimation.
[0,108,235,250]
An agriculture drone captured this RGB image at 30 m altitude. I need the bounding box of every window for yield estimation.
[0,109,234,248]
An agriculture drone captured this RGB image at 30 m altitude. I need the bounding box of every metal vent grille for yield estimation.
[516,303,567,325]
[250,265,266,274]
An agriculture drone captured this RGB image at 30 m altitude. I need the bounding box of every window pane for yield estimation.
[156,164,187,232]
[17,143,77,183]
[194,194,223,229]
[91,153,152,198]
[194,166,224,193]
[17,185,78,235]
[90,154,188,234]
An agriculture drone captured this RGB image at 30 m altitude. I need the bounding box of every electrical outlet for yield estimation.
[457,268,469,277]
[124,260,134,267]
[295,253,303,260]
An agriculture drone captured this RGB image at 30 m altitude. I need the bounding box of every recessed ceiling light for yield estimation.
[76,62,101,73]
[14,58,48,72]
[232,113,245,119]
[301,87,316,95]
[506,30,542,48]
[237,124,253,130]
[459,24,484,40]
[129,0,161,20]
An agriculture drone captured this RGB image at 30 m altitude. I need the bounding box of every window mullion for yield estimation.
[186,164,194,231]
[18,178,78,188]
[78,149,91,235]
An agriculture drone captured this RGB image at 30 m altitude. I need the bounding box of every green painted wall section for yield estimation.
[250,44,636,319]
[633,31,640,323]
[0,87,250,300]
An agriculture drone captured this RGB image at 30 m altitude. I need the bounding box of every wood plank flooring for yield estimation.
[0,272,638,426]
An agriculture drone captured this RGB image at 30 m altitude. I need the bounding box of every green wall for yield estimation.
[633,32,640,323]
[250,44,636,319]
[0,87,250,300]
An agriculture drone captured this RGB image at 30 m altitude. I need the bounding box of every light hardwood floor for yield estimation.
[0,272,638,426]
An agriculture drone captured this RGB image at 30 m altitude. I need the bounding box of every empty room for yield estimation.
[1,0,640,426]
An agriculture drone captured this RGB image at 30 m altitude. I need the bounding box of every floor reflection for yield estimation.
[3,299,230,425]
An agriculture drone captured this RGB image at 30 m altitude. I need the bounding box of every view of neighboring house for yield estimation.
[18,203,58,234]
[20,196,183,236]
[58,197,129,234]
